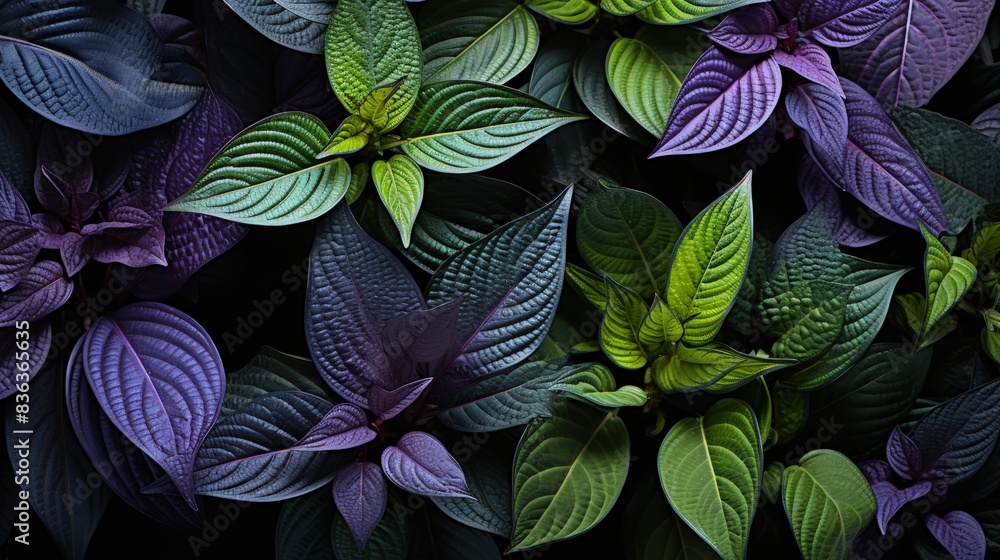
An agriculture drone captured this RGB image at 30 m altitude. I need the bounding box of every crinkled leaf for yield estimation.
[602,0,657,15]
[333,462,387,551]
[0,322,49,400]
[797,159,892,247]
[381,431,472,498]
[319,115,372,157]
[774,388,808,442]
[373,154,424,248]
[552,364,648,407]
[525,0,599,23]
[637,0,771,24]
[600,278,650,370]
[0,260,71,328]
[763,277,851,361]
[431,452,512,538]
[296,404,376,451]
[871,480,932,534]
[887,425,924,479]
[380,299,462,387]
[652,342,794,393]
[792,0,903,47]
[566,263,608,309]
[786,83,848,179]
[639,296,684,348]
[223,347,332,416]
[606,37,683,136]
[924,511,987,560]
[0,221,39,291]
[708,4,779,54]
[225,0,330,53]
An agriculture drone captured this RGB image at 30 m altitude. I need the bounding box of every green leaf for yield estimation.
[625,473,722,560]
[773,388,808,442]
[984,328,1000,366]
[762,462,784,505]
[398,81,586,173]
[358,78,406,132]
[573,40,651,143]
[276,489,335,560]
[606,37,682,136]
[525,0,599,24]
[600,277,650,369]
[552,364,648,407]
[763,277,851,362]
[566,263,607,309]
[658,399,761,560]
[165,112,351,225]
[510,399,630,552]
[222,346,333,415]
[637,0,767,24]
[325,0,422,131]
[964,222,1000,265]
[894,292,925,335]
[601,0,657,15]
[733,377,772,440]
[430,452,512,538]
[372,154,424,248]
[333,490,407,560]
[634,25,704,80]
[419,0,539,85]
[529,33,585,111]
[639,296,683,348]
[346,161,369,204]
[666,172,753,346]
[810,343,931,457]
[318,114,372,157]
[577,184,682,298]
[651,342,794,393]
[921,223,976,339]
[781,450,875,560]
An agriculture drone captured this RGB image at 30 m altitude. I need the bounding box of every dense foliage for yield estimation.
[1,0,1000,558]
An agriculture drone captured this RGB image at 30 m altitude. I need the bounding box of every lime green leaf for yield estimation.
[781,450,875,560]
[577,185,681,299]
[894,292,925,335]
[983,328,1000,365]
[419,0,539,85]
[325,0,422,131]
[964,223,1000,265]
[601,0,656,14]
[552,364,648,407]
[639,296,683,349]
[634,25,704,79]
[398,81,586,173]
[358,78,406,132]
[372,155,424,248]
[510,400,630,552]
[600,277,649,370]
[652,342,793,393]
[666,172,753,346]
[762,277,851,362]
[318,114,372,157]
[606,37,682,136]
[762,462,784,505]
[566,263,607,309]
[773,388,807,442]
[574,41,651,143]
[637,0,767,24]
[526,0,599,24]
[658,399,761,560]
[346,161,369,204]
[921,223,976,339]
[165,112,351,225]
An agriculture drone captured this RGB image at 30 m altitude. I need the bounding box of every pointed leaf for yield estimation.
[786,84,848,179]
[358,78,406,132]
[318,115,372,157]
[925,511,987,560]
[0,260,71,327]
[773,44,844,97]
[224,0,329,53]
[797,158,893,248]
[782,449,875,560]
[793,0,903,47]
[573,40,650,143]
[332,490,407,560]
[600,278,650,370]
[431,452,512,537]
[325,0,422,131]
[165,112,352,225]
[333,462,388,550]
[606,37,683,136]
[510,399,629,551]
[381,431,472,498]
[380,299,462,384]
[871,480,932,534]
[526,0,599,23]
[652,342,794,393]
[368,378,433,421]
[529,33,586,110]
[887,425,924,479]
[708,4,779,54]
[566,263,608,309]
[419,0,540,85]
[373,155,424,248]
[639,296,684,348]
[658,399,761,560]
[602,0,657,15]
[400,81,586,173]
[551,364,648,407]
[921,223,976,337]
[296,403,376,451]
[637,0,771,24]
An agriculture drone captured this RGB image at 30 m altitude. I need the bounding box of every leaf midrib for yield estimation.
[426,5,525,83]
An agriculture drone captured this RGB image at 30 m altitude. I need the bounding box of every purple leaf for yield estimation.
[295,403,376,451]
[972,102,1000,143]
[79,204,167,269]
[786,83,848,177]
[872,480,933,534]
[650,46,782,157]
[0,169,29,223]
[380,298,463,386]
[0,321,49,400]
[774,44,845,97]
[798,157,892,247]
[924,511,987,560]
[381,432,473,498]
[796,0,903,47]
[0,220,40,291]
[35,166,100,226]
[838,78,949,234]
[859,459,894,484]
[709,4,779,54]
[66,335,203,527]
[333,462,388,551]
[887,425,923,480]
[369,378,433,421]
[82,302,225,509]
[840,0,995,108]
[306,204,424,408]
[774,0,804,18]
[0,260,72,327]
[148,14,205,65]
[425,189,572,394]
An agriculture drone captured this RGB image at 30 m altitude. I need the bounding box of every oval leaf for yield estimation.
[381,431,472,498]
[333,462,388,550]
[373,155,424,248]
[606,37,683,136]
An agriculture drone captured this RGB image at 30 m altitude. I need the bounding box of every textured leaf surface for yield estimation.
[573,41,650,143]
[552,363,648,407]
[772,44,844,97]
[652,342,794,393]
[0,260,71,327]
[333,462,387,550]
[600,278,650,369]
[921,224,976,338]
[658,399,761,560]
[0,322,49,400]
[381,431,471,498]
[763,278,851,361]
[400,81,585,173]
[602,0,657,14]
[332,489,407,560]
[708,3,779,54]
[225,0,330,53]
[637,0,771,24]
[373,155,424,248]
[525,0,599,23]
[606,37,682,136]
[781,450,876,560]
[924,511,987,560]
[165,112,351,225]
[792,0,903,48]
[276,489,336,560]
[431,452,512,537]
[529,33,585,110]
[639,296,684,348]
[511,400,629,551]
[419,0,539,85]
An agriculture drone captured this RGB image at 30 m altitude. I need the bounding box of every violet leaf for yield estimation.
[773,44,845,97]
[925,511,987,560]
[33,126,99,224]
[82,302,225,509]
[0,260,72,328]
[859,459,894,484]
[0,321,49,400]
[306,203,424,408]
[796,0,903,47]
[708,4,779,55]
[972,102,1000,144]
[380,297,462,387]
[786,83,848,178]
[0,220,40,291]
[369,378,434,422]
[0,169,29,223]
[871,480,933,534]
[193,391,351,501]
[430,451,513,538]
[425,187,572,394]
[294,403,376,451]
[839,0,995,108]
[886,425,923,480]
[79,204,167,269]
[381,431,473,498]
[797,156,893,247]
[333,462,388,551]
[650,46,782,157]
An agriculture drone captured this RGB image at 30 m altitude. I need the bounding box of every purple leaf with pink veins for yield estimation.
[369,378,434,421]
[786,83,848,177]
[333,462,387,550]
[650,46,781,157]
[773,43,844,97]
[796,0,903,47]
[708,4,779,54]
[381,431,474,498]
[294,403,376,451]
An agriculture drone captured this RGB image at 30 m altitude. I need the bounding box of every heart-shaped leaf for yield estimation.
[431,452,512,537]
[419,0,539,85]
[399,81,586,173]
[921,223,976,338]
[82,302,224,509]
[332,489,408,560]
[224,0,330,53]
[373,154,424,248]
[510,399,629,551]
[165,112,352,225]
[381,431,472,498]
[637,0,771,24]
[659,398,761,560]
[325,0,422,131]
[781,449,875,560]
[333,462,388,550]
[606,36,683,136]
